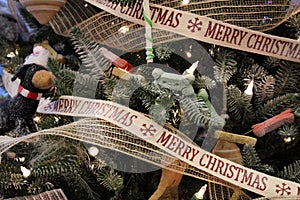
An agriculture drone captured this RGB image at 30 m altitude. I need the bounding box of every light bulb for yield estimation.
[182,0,190,5]
[20,166,31,178]
[186,51,192,58]
[19,157,26,162]
[195,184,207,199]
[118,26,129,34]
[185,61,199,74]
[6,52,15,58]
[88,146,99,157]
[33,116,41,122]
[245,80,254,95]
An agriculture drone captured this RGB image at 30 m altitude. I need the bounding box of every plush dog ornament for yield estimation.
[0,46,54,136]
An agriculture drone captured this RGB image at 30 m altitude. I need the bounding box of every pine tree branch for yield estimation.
[256,93,300,121]
[278,160,300,183]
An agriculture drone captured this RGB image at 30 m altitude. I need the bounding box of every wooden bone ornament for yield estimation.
[0,46,54,136]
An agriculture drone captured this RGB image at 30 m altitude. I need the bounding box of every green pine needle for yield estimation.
[242,145,275,175]
[226,85,254,125]
[213,50,237,83]
[95,168,123,191]
[278,160,300,183]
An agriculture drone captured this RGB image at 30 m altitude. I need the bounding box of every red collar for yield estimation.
[18,85,43,100]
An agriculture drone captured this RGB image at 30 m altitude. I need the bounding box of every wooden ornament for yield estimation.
[149,159,188,200]
[19,0,67,24]
[112,67,145,81]
[214,130,257,146]
[212,140,243,165]
[212,140,243,199]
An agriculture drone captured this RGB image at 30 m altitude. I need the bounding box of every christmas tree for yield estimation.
[0,0,300,199]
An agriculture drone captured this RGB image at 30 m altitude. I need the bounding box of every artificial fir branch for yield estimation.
[277,124,299,139]
[37,115,73,130]
[100,78,118,101]
[274,61,300,96]
[226,85,254,127]
[278,160,300,183]
[263,56,281,69]
[70,28,111,79]
[242,145,275,175]
[63,171,102,200]
[253,75,275,106]
[95,168,124,191]
[235,63,268,88]
[256,93,300,121]
[29,25,66,45]
[51,65,101,99]
[275,124,299,153]
[113,75,217,128]
[0,37,21,70]
[213,50,237,83]
[30,139,85,177]
[178,96,213,126]
[110,76,146,107]
[26,179,44,195]
[0,143,34,197]
[0,158,27,196]
[0,37,16,55]
[193,74,216,90]
[242,145,261,167]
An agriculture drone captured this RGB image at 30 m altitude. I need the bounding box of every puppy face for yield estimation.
[31,70,55,90]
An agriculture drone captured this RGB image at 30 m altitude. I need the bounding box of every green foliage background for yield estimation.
[0,2,300,199]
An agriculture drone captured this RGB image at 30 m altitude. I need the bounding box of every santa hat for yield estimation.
[23,46,49,67]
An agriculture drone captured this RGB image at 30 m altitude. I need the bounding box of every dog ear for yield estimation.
[11,65,31,81]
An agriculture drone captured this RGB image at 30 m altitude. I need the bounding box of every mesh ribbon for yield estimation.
[1,117,299,200]
[50,0,300,53]
[0,118,247,199]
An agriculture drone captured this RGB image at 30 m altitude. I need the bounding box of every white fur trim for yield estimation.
[23,46,49,67]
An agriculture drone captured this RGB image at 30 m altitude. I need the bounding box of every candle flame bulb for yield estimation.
[245,79,254,95]
[184,60,199,75]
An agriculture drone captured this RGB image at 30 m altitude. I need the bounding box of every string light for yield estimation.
[118,26,130,34]
[54,116,59,122]
[283,137,294,143]
[244,79,254,95]
[18,157,26,162]
[192,184,207,200]
[186,51,192,58]
[7,49,19,58]
[184,61,198,75]
[20,166,31,178]
[182,0,190,5]
[34,116,41,123]
[88,146,99,156]
[185,44,193,58]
